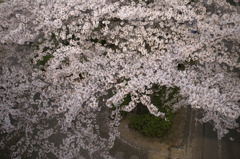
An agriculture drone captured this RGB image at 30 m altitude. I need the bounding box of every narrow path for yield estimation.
[114,108,240,159]
[116,107,190,159]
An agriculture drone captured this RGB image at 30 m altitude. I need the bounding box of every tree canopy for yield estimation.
[0,0,240,158]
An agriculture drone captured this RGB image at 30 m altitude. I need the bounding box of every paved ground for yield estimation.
[113,108,240,159]
[116,107,190,159]
[188,110,240,159]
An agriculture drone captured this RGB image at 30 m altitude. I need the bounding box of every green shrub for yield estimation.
[129,112,173,137]
[37,54,54,66]
[121,84,180,137]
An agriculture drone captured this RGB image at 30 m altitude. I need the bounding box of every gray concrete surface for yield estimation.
[190,110,240,159]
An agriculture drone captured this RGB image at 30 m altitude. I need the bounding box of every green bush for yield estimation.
[122,84,180,137]
[129,112,173,137]
[37,54,54,66]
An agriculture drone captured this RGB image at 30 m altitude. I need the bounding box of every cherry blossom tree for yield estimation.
[0,0,240,158]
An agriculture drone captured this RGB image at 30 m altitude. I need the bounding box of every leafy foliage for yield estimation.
[37,54,54,66]
[119,85,180,137]
[129,112,173,137]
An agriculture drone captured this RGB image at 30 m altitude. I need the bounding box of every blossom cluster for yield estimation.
[0,0,240,158]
